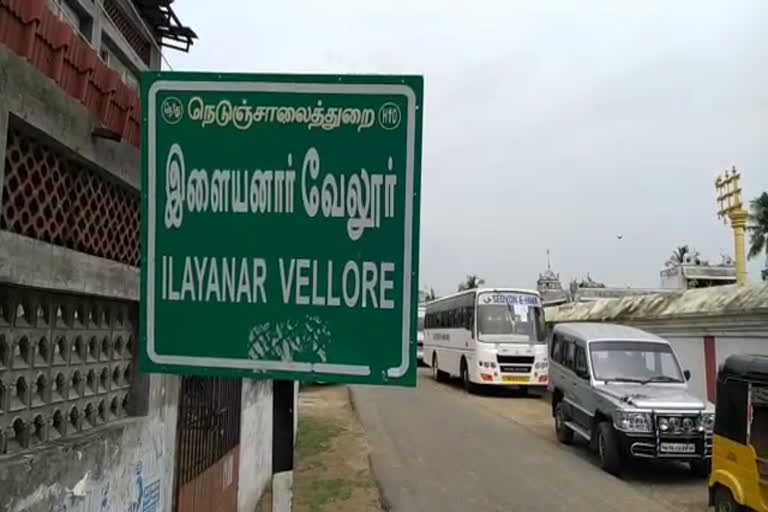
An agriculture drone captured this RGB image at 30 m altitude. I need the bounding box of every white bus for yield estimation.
[417,304,426,364]
[423,288,549,392]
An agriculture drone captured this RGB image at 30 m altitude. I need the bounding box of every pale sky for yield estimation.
[168,0,768,295]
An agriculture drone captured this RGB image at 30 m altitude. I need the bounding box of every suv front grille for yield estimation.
[656,414,701,436]
[497,355,534,365]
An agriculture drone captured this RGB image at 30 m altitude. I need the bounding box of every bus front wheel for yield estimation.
[461,358,476,394]
[432,354,448,383]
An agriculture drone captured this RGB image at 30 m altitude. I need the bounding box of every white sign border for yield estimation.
[145,79,417,378]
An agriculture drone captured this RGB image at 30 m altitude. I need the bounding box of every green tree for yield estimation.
[458,275,485,291]
[424,288,438,302]
[666,245,702,266]
[747,192,768,280]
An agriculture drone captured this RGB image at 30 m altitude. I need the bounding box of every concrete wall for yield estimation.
[0,30,182,512]
[547,284,768,404]
[238,380,273,512]
[610,318,768,404]
[666,336,708,400]
[0,13,281,512]
[2,375,179,512]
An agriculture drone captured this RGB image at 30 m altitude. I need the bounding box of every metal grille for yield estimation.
[1,127,140,266]
[103,0,152,65]
[0,284,137,454]
[176,376,242,485]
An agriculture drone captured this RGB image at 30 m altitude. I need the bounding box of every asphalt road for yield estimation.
[351,368,708,512]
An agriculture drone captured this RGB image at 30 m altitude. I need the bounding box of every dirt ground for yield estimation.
[293,384,383,512]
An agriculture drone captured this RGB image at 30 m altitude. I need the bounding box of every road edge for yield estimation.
[348,386,392,512]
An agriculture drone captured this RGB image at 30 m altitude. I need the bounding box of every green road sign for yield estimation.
[140,73,423,386]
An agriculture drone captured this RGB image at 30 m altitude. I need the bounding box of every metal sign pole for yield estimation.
[272,379,295,512]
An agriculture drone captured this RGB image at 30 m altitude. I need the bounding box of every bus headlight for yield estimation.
[613,411,653,433]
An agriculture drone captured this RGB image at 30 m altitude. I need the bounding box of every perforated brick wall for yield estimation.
[1,127,140,266]
[0,284,137,454]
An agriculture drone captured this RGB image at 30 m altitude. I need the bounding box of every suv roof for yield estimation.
[553,322,667,344]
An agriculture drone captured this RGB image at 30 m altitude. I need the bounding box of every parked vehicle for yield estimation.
[417,305,426,364]
[424,288,548,392]
[548,322,714,476]
[709,354,768,512]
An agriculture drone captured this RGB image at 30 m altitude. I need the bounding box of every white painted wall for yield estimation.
[238,379,274,512]
[665,336,709,401]
[619,326,766,404]
[716,336,768,368]
[9,374,180,512]
[10,375,296,512]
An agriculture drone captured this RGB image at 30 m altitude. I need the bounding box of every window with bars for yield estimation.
[102,0,152,66]
[176,376,242,485]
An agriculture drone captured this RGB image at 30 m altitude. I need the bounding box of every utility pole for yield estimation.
[715,166,747,284]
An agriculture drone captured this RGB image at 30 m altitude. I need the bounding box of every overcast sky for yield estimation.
[168,0,768,295]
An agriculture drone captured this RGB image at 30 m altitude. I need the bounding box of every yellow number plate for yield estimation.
[502,376,529,383]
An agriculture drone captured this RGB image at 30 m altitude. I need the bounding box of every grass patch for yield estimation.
[302,478,355,512]
[296,416,345,459]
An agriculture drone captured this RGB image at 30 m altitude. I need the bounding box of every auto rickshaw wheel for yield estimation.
[713,486,742,512]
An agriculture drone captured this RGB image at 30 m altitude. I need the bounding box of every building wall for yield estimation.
[0,6,281,512]
[547,285,768,405]
[0,26,181,510]
[625,322,767,404]
[3,375,179,512]
[664,335,709,400]
[238,380,273,512]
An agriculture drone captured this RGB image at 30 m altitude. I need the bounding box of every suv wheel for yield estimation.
[597,422,622,475]
[690,459,711,478]
[554,402,574,444]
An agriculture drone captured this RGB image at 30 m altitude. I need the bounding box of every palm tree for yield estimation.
[747,192,768,280]
[458,275,485,291]
[423,288,438,302]
[666,245,703,266]
[669,245,690,265]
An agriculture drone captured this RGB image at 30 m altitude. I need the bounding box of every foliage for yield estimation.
[424,287,438,302]
[457,274,485,291]
[747,192,768,267]
[670,245,690,264]
[665,245,704,267]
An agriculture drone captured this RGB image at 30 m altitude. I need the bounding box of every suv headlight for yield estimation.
[613,411,653,433]
[699,412,715,432]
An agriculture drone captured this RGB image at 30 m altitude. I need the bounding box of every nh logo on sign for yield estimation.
[161,97,183,125]
[378,102,401,130]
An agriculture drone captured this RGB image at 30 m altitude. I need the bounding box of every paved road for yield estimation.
[352,368,708,512]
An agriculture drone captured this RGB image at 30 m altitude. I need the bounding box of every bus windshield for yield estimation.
[477,303,546,342]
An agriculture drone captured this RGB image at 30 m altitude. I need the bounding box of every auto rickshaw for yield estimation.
[709,354,768,512]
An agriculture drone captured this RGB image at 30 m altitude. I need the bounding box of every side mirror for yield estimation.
[684,369,691,381]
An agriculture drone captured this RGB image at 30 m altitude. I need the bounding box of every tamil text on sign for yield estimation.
[140,74,423,386]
